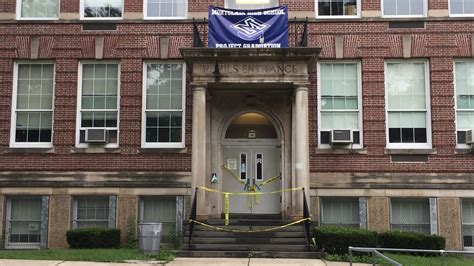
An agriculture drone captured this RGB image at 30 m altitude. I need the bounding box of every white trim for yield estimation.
[449,0,474,17]
[79,0,124,20]
[384,59,432,149]
[141,61,186,149]
[317,60,363,149]
[10,61,55,149]
[75,61,121,148]
[315,0,361,19]
[143,0,188,20]
[381,0,427,18]
[16,0,60,20]
[453,59,474,149]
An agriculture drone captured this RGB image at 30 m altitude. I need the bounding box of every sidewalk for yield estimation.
[0,258,371,266]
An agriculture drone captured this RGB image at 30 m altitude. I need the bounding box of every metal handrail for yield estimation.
[188,187,198,246]
[302,188,312,251]
[192,18,309,48]
[349,246,474,266]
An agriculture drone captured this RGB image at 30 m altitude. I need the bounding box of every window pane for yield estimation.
[76,197,109,229]
[84,0,123,18]
[391,198,430,234]
[79,63,119,138]
[145,64,184,144]
[227,0,277,9]
[21,0,59,18]
[141,197,178,241]
[8,197,43,245]
[321,198,359,227]
[147,0,187,17]
[384,0,425,16]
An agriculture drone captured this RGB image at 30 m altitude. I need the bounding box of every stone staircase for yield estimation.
[177,215,324,258]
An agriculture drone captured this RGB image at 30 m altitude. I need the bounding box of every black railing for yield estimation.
[188,187,198,246]
[302,188,312,251]
[192,18,309,48]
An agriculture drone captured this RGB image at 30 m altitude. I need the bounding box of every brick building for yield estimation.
[0,0,473,254]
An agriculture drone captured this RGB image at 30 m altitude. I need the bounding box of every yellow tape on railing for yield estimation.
[189,218,310,233]
[224,193,230,226]
[197,186,303,195]
[197,186,304,226]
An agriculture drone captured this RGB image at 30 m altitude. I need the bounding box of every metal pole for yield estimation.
[372,250,376,266]
[349,247,353,266]
[440,250,445,266]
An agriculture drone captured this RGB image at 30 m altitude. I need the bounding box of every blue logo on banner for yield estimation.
[208,6,288,48]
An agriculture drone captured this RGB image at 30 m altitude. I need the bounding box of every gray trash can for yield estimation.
[138,222,162,254]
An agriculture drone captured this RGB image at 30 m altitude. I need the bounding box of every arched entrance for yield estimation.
[222,112,281,214]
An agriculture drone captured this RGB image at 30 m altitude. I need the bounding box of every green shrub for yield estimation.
[314,226,378,255]
[66,228,121,249]
[378,231,445,250]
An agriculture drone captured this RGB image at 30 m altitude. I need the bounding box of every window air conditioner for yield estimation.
[465,129,474,144]
[330,129,353,144]
[85,129,108,143]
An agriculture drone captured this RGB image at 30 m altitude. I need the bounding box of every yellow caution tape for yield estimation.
[222,165,246,185]
[189,218,310,233]
[197,186,303,195]
[224,193,229,226]
[197,186,304,225]
[257,175,280,187]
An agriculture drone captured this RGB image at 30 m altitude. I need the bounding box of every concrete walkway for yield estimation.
[0,258,371,266]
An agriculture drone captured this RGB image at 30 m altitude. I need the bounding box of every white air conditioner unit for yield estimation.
[465,129,474,144]
[85,129,108,143]
[330,129,353,144]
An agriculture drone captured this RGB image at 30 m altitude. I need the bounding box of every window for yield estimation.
[226,0,278,9]
[140,197,183,241]
[77,62,119,148]
[390,198,430,234]
[144,0,187,19]
[321,198,360,227]
[462,199,474,249]
[142,62,185,148]
[11,63,55,148]
[382,0,426,17]
[454,61,474,147]
[72,196,115,229]
[317,0,360,18]
[17,0,59,19]
[5,196,48,249]
[81,0,123,19]
[385,61,431,149]
[450,0,474,16]
[318,62,362,148]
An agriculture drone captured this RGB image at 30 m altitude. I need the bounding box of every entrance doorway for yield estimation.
[222,113,281,214]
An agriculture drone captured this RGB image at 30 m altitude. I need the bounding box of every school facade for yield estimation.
[0,0,474,252]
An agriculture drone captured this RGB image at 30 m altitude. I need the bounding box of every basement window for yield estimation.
[321,198,360,227]
[139,196,184,242]
[390,198,430,234]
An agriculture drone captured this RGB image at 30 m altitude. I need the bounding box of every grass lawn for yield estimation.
[380,253,474,266]
[325,253,474,266]
[0,248,174,262]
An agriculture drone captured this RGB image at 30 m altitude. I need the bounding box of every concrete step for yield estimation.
[205,219,299,226]
[190,237,307,244]
[184,231,306,238]
[182,243,310,252]
[176,250,325,259]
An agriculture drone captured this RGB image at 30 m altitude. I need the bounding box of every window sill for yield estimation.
[70,147,121,154]
[384,148,437,155]
[3,147,55,154]
[455,148,473,155]
[316,148,367,154]
[138,147,188,154]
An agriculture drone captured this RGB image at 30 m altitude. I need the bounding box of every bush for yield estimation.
[378,231,445,250]
[66,228,121,249]
[314,226,378,255]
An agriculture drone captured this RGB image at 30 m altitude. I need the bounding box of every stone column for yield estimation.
[438,198,462,250]
[367,197,390,232]
[293,86,310,217]
[48,193,70,249]
[191,86,207,218]
[116,195,138,245]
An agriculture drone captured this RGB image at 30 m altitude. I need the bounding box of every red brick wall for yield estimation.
[429,0,449,10]
[61,0,79,13]
[0,1,471,175]
[362,0,381,11]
